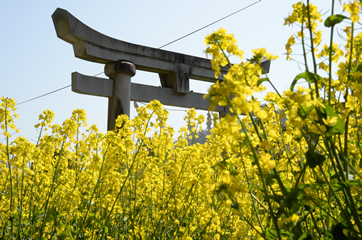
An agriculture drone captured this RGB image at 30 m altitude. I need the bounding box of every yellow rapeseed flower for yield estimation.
[344,0,361,22]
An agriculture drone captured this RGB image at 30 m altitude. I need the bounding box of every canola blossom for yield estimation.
[1,1,362,239]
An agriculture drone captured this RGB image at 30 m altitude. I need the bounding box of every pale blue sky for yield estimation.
[1,1,339,142]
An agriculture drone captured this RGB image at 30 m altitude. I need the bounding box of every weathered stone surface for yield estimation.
[52,8,226,83]
[72,72,113,97]
[72,72,226,112]
[159,63,190,94]
[53,9,270,81]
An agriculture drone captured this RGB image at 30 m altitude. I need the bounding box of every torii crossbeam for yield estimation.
[52,8,270,130]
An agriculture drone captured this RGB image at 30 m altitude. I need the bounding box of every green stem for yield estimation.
[306,0,318,75]
[77,141,110,237]
[328,27,335,106]
[306,0,319,99]
[259,67,281,98]
[239,143,264,232]
[329,140,362,234]
[309,210,322,238]
[345,22,354,164]
[229,101,283,240]
[267,77,282,98]
[104,112,155,229]
[327,0,335,105]
[4,100,14,239]
[37,137,68,239]
[17,154,27,239]
[300,22,316,101]
[318,140,355,232]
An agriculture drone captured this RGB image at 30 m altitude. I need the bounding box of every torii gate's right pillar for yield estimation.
[105,60,136,130]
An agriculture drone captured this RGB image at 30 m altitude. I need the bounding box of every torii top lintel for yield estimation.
[51,8,235,83]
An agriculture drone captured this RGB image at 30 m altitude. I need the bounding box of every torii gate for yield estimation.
[52,8,270,131]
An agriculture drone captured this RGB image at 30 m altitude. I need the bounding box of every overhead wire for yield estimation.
[17,85,71,105]
[17,72,104,106]
[16,0,261,106]
[158,0,261,49]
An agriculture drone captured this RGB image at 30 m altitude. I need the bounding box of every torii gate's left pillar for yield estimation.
[105,60,136,131]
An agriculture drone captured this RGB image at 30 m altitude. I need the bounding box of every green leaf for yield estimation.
[229,162,238,176]
[306,148,326,169]
[231,201,239,210]
[265,228,278,238]
[327,119,345,137]
[298,232,312,240]
[351,62,362,83]
[86,214,95,226]
[289,151,299,160]
[216,183,229,193]
[324,14,348,27]
[249,183,263,191]
[298,105,315,120]
[266,172,277,185]
[290,72,322,91]
[333,180,360,192]
[351,62,362,74]
[333,181,348,192]
[319,104,345,137]
[66,225,74,240]
[250,155,256,165]
[257,77,270,87]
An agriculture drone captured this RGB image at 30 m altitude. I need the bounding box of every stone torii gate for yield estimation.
[52,8,270,131]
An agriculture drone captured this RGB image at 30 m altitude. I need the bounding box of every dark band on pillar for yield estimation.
[105,60,136,79]
[114,60,136,77]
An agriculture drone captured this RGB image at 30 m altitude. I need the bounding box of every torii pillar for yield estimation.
[105,60,136,130]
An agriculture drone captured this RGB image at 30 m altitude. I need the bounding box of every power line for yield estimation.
[17,85,71,105]
[158,0,261,49]
[17,1,261,106]
[17,72,104,106]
